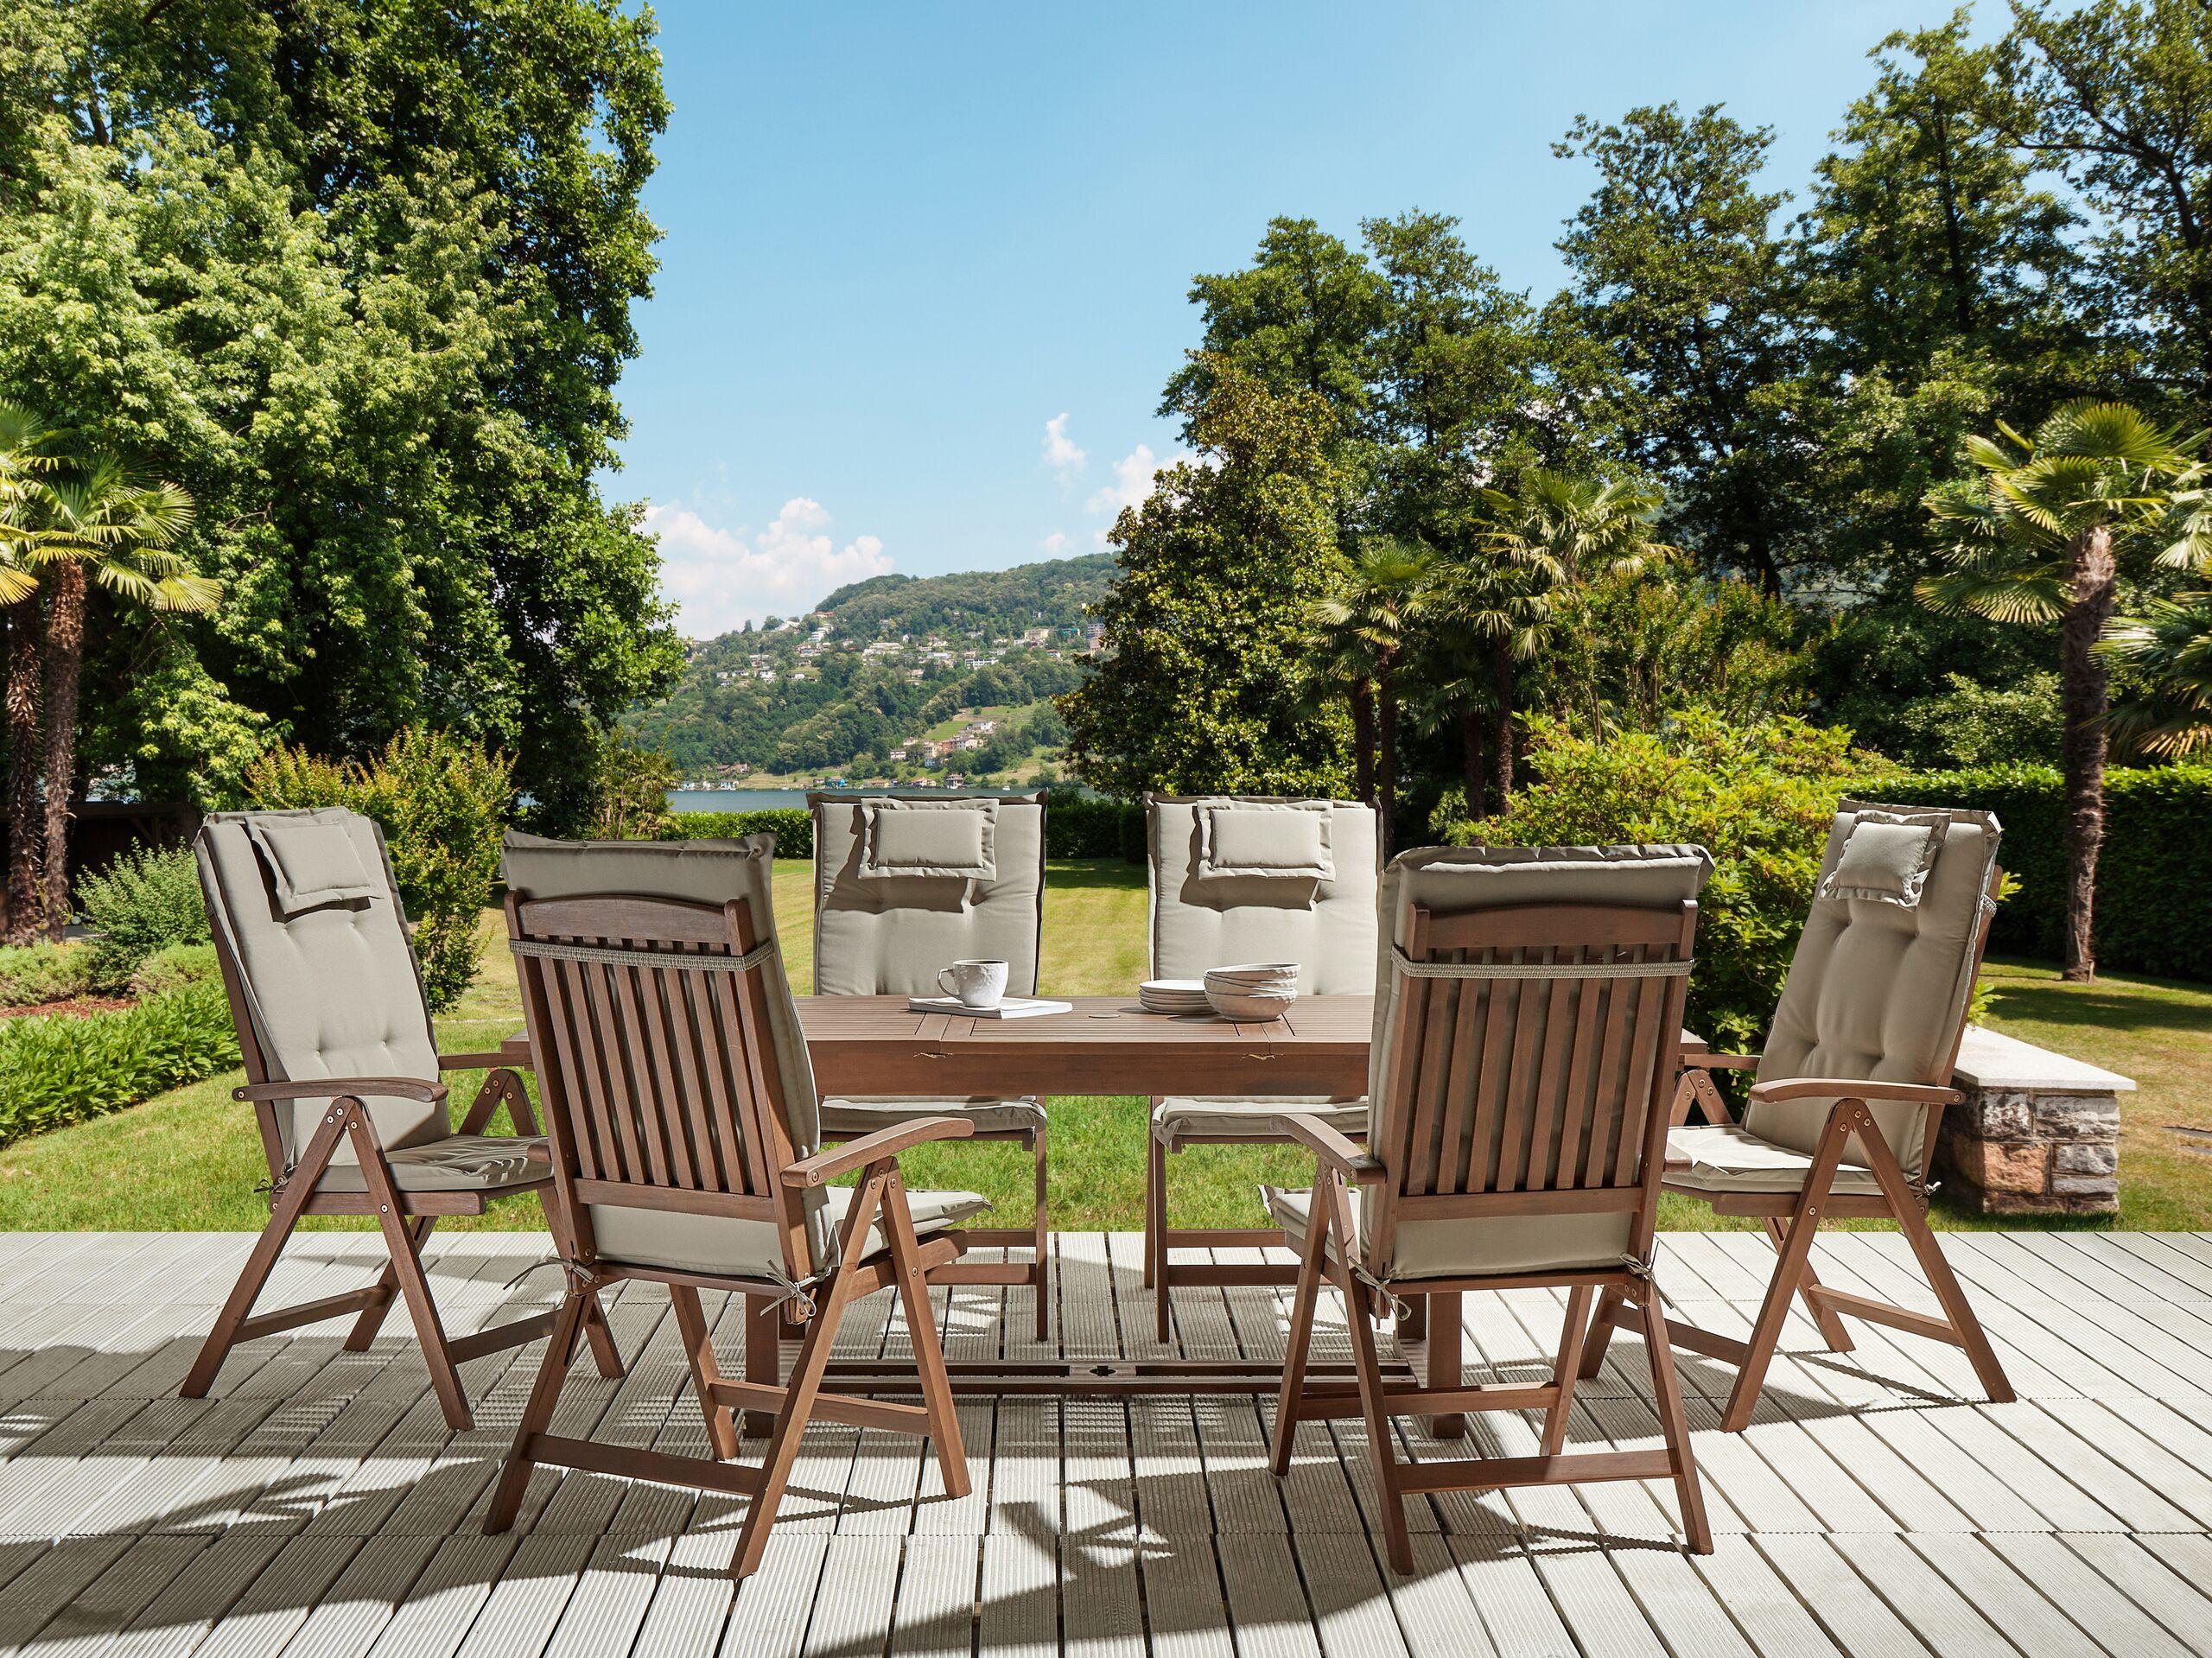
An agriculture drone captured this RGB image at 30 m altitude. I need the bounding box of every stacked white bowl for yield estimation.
[1203,962,1300,1021]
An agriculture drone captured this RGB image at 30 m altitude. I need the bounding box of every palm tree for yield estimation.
[1310,538,1435,850]
[2103,594,2212,758]
[1922,402,2212,981]
[1471,470,1675,804]
[32,462,204,936]
[0,406,64,943]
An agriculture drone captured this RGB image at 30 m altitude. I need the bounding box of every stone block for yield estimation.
[1963,1090,2033,1140]
[2050,1172,2120,1206]
[1953,1139,2050,1195]
[2031,1093,2121,1141]
[2056,1143,2118,1177]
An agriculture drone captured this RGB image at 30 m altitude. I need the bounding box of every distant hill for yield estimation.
[632,553,1114,784]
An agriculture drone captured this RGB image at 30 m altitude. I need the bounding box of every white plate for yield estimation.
[1141,980,1207,995]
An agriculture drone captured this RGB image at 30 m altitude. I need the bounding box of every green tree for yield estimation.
[0,404,63,938]
[0,1,680,821]
[586,729,679,840]
[1061,358,1350,798]
[1921,401,2212,980]
[33,461,207,938]
[1554,104,1806,593]
[2011,0,2212,410]
[1310,538,1436,848]
[2103,594,2212,756]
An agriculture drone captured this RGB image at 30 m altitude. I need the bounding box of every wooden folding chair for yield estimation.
[183,809,620,1432]
[1268,845,1714,1572]
[810,791,1052,1337]
[1581,800,2015,1432]
[489,833,975,1579]
[1140,794,1381,1344]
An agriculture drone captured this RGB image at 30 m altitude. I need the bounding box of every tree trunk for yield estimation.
[3,599,41,946]
[1376,656,1397,856]
[1350,679,1376,806]
[2057,524,2118,983]
[1459,708,1486,821]
[1486,636,1516,810]
[41,563,85,941]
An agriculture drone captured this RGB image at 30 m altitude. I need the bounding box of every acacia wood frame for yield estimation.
[1583,862,2015,1432]
[1270,894,1712,1572]
[488,886,971,1578]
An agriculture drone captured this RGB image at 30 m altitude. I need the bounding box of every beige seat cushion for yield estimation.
[1153,1096,1367,1145]
[1664,1123,1884,1196]
[311,1134,550,1194]
[1260,1185,1632,1280]
[588,1185,989,1280]
[822,1096,1046,1137]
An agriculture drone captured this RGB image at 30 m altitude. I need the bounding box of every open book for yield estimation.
[905,995,1073,1020]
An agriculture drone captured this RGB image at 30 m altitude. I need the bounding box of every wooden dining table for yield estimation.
[499,995,1706,1410]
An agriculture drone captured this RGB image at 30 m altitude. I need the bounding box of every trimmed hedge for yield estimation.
[1877,764,2212,981]
[662,799,1154,864]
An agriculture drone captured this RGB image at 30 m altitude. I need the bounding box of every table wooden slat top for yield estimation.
[793,993,1375,1097]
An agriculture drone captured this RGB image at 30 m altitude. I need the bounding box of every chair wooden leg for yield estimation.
[1577,1284,1626,1381]
[1268,1194,1332,1477]
[484,1284,589,1534]
[1147,1129,1170,1342]
[1767,1217,1854,1353]
[880,1170,969,1498]
[1422,1293,1465,1439]
[1030,1122,1051,1342]
[1854,1112,2017,1407]
[181,1104,351,1401]
[580,1293,625,1379]
[346,1109,472,1430]
[1327,1173,1410,1575]
[1637,1280,1712,1553]
[732,1171,882,1579]
[671,1285,740,1460]
[342,1217,432,1351]
[1719,1109,1854,1433]
[741,1293,781,1438]
[530,1154,625,1382]
[1544,1285,1595,1456]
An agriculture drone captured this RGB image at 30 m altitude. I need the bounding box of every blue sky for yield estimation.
[623,0,1993,638]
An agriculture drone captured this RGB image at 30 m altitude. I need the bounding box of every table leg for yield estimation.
[1421,1292,1465,1439]
[743,1293,780,1437]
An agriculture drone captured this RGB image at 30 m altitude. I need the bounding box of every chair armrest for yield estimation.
[1745,1077,1961,1109]
[782,1116,976,1187]
[1684,1051,1762,1071]
[234,1077,448,1106]
[1280,1114,1387,1183]
[439,1051,521,1072]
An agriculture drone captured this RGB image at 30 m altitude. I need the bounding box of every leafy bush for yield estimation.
[0,942,99,1007]
[1458,711,1869,1051]
[1886,672,2063,769]
[1043,791,1146,861]
[658,809,813,858]
[247,728,513,1013]
[128,942,220,1000]
[1878,763,2212,981]
[76,843,210,991]
[587,728,678,839]
[0,978,238,1147]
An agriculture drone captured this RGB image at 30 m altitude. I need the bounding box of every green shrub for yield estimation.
[1043,791,1147,861]
[1876,763,2212,981]
[247,728,513,1013]
[128,941,220,1000]
[1459,711,1870,1051]
[0,978,238,1146]
[76,843,210,991]
[0,942,98,1007]
[658,809,813,858]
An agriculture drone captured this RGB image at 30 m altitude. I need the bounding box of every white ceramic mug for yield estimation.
[937,958,1009,1009]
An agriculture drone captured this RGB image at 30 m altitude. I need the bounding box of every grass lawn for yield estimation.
[2,856,2205,1234]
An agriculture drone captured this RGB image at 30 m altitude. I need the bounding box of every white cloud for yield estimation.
[647,496,892,637]
[1085,442,1195,524]
[1038,530,1072,556]
[1041,412,1086,479]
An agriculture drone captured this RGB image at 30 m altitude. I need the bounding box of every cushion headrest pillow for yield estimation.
[245,816,381,914]
[1197,802,1333,880]
[858,797,997,880]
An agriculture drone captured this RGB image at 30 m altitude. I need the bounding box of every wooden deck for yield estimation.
[1,1229,2210,1655]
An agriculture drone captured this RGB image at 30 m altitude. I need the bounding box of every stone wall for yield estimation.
[1936,1026,2129,1215]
